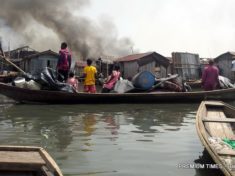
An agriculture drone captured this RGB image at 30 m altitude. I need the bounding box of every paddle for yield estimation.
[0,41,25,74]
[0,55,26,75]
[0,42,35,80]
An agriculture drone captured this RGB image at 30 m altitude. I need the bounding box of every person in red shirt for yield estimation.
[202,59,219,91]
[57,42,72,82]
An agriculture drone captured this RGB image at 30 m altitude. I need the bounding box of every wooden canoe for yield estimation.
[0,82,235,104]
[0,145,63,176]
[196,101,235,176]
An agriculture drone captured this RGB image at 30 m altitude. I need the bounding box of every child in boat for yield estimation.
[102,65,121,93]
[67,72,79,92]
[82,59,97,93]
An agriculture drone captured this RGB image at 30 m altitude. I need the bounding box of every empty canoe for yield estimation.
[0,145,63,176]
[196,101,235,176]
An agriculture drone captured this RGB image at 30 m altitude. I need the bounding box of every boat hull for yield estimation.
[196,101,235,176]
[0,83,235,104]
[0,145,63,176]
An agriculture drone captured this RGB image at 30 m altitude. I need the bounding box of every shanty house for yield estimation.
[1,46,38,72]
[172,52,200,81]
[214,52,235,81]
[115,52,170,79]
[5,46,38,60]
[22,50,59,75]
[96,57,114,78]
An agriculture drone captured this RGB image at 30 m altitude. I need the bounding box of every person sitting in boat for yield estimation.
[67,71,79,92]
[102,65,121,93]
[202,59,219,91]
[82,59,97,93]
[57,42,72,82]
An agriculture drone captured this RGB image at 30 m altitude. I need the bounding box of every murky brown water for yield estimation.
[0,100,234,176]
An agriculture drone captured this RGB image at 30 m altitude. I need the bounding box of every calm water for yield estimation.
[0,101,234,176]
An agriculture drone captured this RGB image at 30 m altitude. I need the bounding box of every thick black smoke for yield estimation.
[0,0,134,59]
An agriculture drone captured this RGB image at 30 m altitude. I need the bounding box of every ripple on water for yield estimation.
[0,103,230,176]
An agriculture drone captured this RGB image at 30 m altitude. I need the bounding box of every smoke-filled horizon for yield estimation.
[0,0,135,60]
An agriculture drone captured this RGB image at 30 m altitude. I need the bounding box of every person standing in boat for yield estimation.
[102,65,121,93]
[202,59,219,91]
[57,42,72,82]
[67,71,79,92]
[82,59,97,93]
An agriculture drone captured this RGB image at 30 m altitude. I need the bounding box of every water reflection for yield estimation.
[0,103,228,176]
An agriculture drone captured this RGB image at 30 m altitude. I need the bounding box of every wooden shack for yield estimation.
[115,52,170,79]
[1,46,38,72]
[214,52,235,82]
[22,50,59,75]
[5,46,38,59]
[96,57,114,78]
[172,52,200,81]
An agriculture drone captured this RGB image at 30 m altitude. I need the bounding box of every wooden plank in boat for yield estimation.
[205,101,225,107]
[217,148,235,156]
[219,110,235,141]
[0,151,46,164]
[205,109,226,138]
[203,118,235,123]
[204,109,234,139]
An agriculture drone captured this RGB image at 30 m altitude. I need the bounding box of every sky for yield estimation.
[0,0,235,58]
[81,0,235,58]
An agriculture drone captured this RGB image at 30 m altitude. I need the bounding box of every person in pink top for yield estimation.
[202,59,219,91]
[102,65,121,93]
[67,72,79,92]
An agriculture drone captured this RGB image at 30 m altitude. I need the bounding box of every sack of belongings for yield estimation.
[13,77,41,90]
[127,71,191,93]
[218,75,235,89]
[113,79,134,93]
[13,67,76,93]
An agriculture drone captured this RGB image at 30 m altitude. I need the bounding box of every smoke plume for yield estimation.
[0,0,134,59]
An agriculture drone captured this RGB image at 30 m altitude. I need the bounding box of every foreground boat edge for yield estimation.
[196,101,235,176]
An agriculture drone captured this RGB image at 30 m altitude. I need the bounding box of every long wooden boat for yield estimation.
[0,145,63,176]
[196,101,235,176]
[0,82,235,104]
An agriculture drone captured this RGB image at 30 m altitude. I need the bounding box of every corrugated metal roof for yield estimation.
[228,51,235,56]
[116,52,154,62]
[25,50,59,59]
[215,51,235,61]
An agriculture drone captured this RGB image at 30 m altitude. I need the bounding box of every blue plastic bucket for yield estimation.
[132,71,156,90]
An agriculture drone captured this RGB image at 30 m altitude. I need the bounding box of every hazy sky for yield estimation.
[82,0,235,58]
[1,0,235,58]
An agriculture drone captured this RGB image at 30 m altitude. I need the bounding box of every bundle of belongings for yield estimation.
[113,71,191,93]
[218,75,235,89]
[12,67,76,93]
